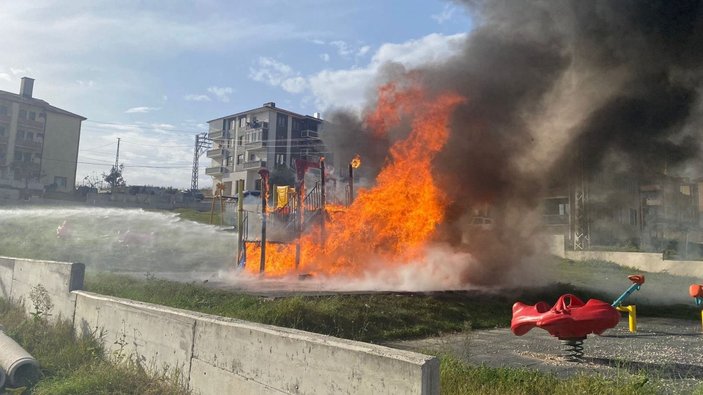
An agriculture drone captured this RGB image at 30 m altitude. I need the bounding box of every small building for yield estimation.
[206,102,326,196]
[0,77,86,194]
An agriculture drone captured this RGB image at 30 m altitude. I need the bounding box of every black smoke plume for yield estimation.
[325,0,703,286]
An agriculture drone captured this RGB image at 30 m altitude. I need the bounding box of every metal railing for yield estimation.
[205,166,229,175]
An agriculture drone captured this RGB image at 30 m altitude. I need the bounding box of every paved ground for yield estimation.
[385,317,703,394]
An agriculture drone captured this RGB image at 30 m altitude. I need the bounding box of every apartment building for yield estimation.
[206,102,325,195]
[0,77,85,194]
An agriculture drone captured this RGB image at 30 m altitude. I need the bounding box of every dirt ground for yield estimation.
[385,317,703,394]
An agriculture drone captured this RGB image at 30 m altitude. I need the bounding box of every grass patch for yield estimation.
[440,355,657,395]
[0,298,189,395]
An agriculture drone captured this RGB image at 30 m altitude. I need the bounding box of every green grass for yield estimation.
[440,355,657,395]
[0,298,189,395]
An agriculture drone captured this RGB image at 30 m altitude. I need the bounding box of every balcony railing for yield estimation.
[15,140,43,150]
[244,140,267,150]
[206,148,228,158]
[243,121,269,131]
[208,129,229,141]
[205,166,230,176]
[235,160,265,172]
[300,129,319,139]
[18,118,45,130]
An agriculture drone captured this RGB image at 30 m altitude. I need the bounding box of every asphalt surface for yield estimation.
[385,317,703,394]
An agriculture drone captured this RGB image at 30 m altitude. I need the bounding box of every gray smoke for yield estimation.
[323,0,703,286]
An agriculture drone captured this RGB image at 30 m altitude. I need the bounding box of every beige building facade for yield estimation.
[0,77,85,194]
[206,102,325,196]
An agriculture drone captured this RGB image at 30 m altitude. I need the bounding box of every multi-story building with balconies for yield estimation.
[206,102,325,195]
[0,77,85,194]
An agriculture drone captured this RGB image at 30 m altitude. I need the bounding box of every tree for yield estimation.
[103,164,126,192]
[82,173,103,189]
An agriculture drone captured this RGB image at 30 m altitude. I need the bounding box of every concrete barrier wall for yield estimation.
[72,291,439,395]
[189,314,438,395]
[0,256,84,321]
[0,257,14,299]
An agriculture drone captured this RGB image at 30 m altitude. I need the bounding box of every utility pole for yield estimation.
[191,132,211,192]
[114,137,121,168]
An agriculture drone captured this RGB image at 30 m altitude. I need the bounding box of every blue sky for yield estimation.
[0,0,471,188]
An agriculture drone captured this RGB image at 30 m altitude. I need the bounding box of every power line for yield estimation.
[83,119,206,134]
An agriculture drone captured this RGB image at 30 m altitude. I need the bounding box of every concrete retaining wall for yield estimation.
[189,314,438,395]
[72,291,439,395]
[566,250,703,278]
[0,257,13,299]
[0,256,84,321]
[0,258,439,394]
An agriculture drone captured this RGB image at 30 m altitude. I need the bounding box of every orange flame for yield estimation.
[350,154,361,169]
[245,82,464,277]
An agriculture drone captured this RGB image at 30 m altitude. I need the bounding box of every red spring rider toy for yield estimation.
[511,275,644,361]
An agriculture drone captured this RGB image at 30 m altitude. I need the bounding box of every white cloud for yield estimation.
[207,86,233,103]
[183,94,211,102]
[320,53,330,62]
[125,106,160,114]
[248,33,466,112]
[0,73,10,82]
[249,57,296,86]
[308,33,467,111]
[330,40,354,57]
[77,80,95,87]
[10,67,30,76]
[311,39,326,45]
[281,77,308,94]
[432,4,456,24]
[329,41,370,59]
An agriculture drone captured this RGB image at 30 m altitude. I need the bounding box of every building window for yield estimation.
[249,153,256,161]
[237,154,243,164]
[0,106,7,116]
[240,117,247,128]
[19,109,26,119]
[254,179,262,191]
[630,208,638,226]
[0,126,5,136]
[26,132,33,141]
[275,153,285,166]
[17,130,25,140]
[54,176,68,188]
[29,112,36,121]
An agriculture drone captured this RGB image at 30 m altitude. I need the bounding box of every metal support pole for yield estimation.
[236,179,244,268]
[320,157,326,246]
[295,179,303,271]
[348,163,354,205]
[259,169,269,275]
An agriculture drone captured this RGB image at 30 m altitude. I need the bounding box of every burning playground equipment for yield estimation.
[231,83,465,279]
[511,274,645,362]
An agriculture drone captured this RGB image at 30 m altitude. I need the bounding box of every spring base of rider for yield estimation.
[561,337,585,362]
